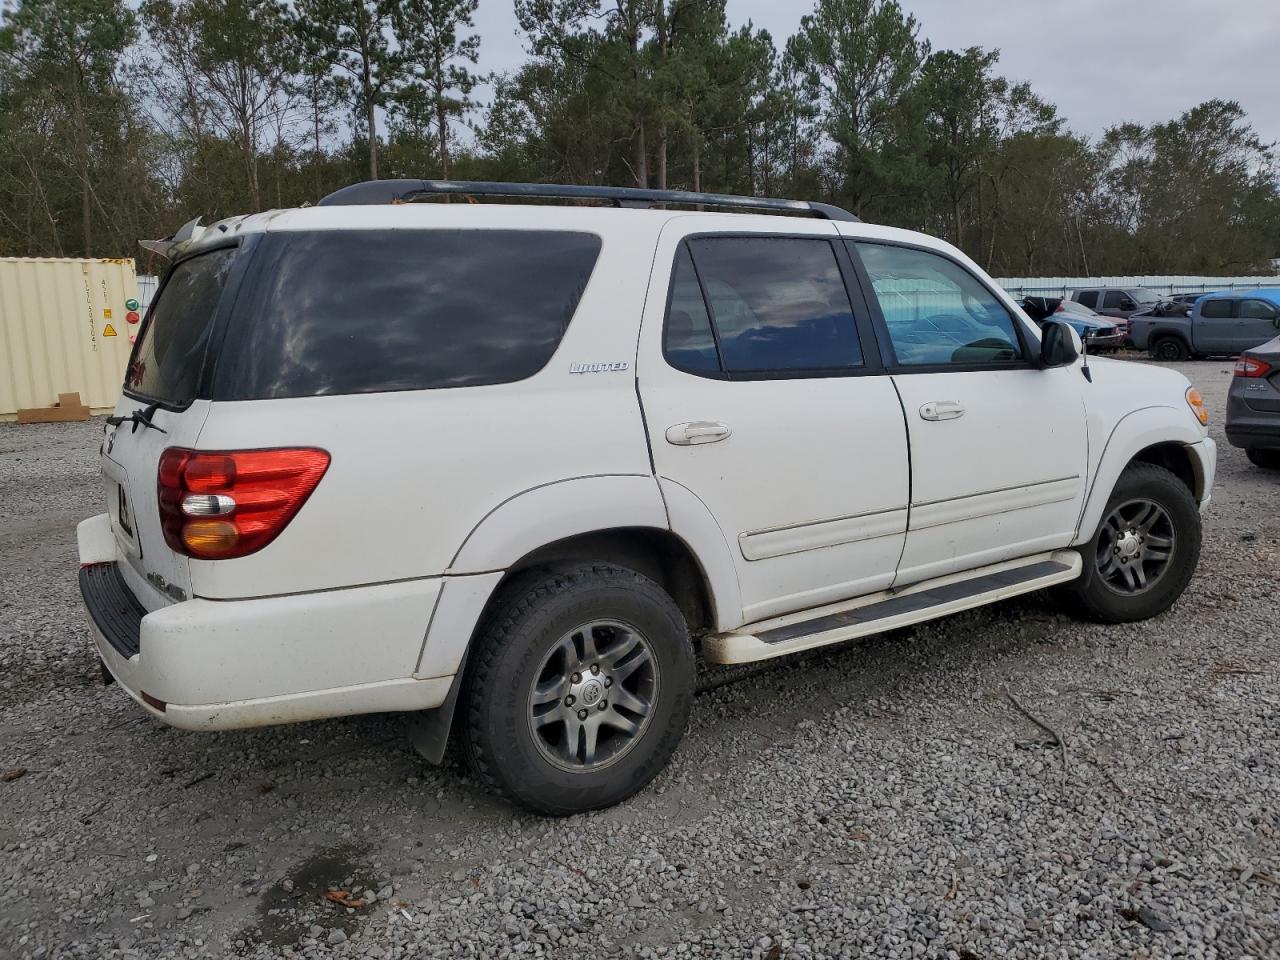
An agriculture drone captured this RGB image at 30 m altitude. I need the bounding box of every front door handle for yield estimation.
[919,400,964,421]
[666,421,731,445]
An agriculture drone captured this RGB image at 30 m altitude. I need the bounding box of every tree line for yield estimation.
[2,0,1277,276]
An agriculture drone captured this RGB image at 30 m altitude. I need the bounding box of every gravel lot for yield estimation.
[1,359,1277,960]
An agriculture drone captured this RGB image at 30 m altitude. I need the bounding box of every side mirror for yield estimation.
[1041,318,1081,367]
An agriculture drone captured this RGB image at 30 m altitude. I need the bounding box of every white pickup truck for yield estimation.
[79,181,1216,814]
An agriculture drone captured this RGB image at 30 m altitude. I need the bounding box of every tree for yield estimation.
[789,0,929,217]
[295,0,402,180]
[393,0,481,180]
[0,0,137,254]
[141,0,298,210]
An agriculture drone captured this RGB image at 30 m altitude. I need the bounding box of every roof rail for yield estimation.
[316,179,860,222]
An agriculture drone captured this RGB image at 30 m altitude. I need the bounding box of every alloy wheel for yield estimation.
[527,620,659,771]
[1095,498,1176,595]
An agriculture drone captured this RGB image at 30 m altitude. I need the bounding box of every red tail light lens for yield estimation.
[158,448,330,559]
[1234,356,1272,378]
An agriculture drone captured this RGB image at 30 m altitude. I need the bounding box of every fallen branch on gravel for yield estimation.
[1006,693,1069,786]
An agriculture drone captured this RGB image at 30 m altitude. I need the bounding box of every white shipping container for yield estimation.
[0,258,141,419]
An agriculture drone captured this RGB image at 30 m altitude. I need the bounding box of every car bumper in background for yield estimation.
[76,513,452,730]
[1085,333,1124,351]
[1225,382,1280,450]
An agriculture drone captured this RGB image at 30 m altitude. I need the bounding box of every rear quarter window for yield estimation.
[213,229,602,399]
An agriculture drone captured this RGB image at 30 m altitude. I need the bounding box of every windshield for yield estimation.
[125,248,237,406]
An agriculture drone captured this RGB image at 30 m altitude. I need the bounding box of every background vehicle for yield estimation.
[1018,296,1124,351]
[1130,289,1280,361]
[1071,286,1161,322]
[1225,334,1280,468]
[77,181,1217,815]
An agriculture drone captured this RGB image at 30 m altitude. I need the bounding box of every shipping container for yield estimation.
[0,258,140,420]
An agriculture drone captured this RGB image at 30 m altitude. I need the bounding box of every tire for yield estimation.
[1150,337,1189,362]
[1056,462,1201,623]
[1246,447,1280,469]
[460,563,695,815]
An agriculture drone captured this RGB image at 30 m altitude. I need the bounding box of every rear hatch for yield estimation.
[102,245,242,609]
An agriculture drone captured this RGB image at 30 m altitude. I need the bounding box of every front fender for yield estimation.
[1074,405,1209,545]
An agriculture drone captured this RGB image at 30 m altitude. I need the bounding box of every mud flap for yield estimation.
[403,667,466,765]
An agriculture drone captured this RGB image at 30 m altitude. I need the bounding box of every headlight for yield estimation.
[1185,387,1209,426]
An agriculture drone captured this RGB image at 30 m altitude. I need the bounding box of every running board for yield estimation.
[702,550,1083,665]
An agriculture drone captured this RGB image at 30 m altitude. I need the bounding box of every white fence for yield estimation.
[137,275,159,312]
[995,275,1280,298]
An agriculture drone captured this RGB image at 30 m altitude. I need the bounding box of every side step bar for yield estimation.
[702,550,1083,665]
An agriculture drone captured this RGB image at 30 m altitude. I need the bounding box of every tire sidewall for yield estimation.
[1073,466,1201,622]
[468,570,694,814]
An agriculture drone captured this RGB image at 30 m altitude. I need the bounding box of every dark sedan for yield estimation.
[1226,333,1280,469]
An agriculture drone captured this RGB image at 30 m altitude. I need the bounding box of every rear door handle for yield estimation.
[666,421,731,445]
[919,400,964,421]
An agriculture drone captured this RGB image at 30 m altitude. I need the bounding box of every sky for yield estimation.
[470,0,1280,145]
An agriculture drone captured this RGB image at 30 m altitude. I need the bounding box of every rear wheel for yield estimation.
[460,564,695,815]
[1246,447,1280,469]
[1057,462,1200,623]
[1150,337,1189,362]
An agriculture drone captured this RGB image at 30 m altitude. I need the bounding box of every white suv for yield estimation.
[79,181,1217,814]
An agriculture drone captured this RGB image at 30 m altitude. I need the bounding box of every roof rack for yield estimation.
[316,179,860,222]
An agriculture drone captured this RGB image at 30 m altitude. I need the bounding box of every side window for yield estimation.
[663,246,722,375]
[851,242,1024,367]
[1102,290,1126,309]
[684,237,863,374]
[1239,299,1278,320]
[1200,299,1234,319]
[1076,291,1098,309]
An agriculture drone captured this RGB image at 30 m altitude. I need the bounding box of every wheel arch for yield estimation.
[1074,406,1208,546]
[409,524,721,765]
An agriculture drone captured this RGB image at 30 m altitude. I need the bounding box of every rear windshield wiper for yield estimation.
[107,402,168,435]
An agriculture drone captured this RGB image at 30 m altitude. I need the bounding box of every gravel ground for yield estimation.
[1,359,1277,960]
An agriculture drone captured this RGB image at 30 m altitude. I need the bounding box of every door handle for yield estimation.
[919,400,964,421]
[666,421,731,445]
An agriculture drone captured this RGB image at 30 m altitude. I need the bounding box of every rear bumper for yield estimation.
[1225,391,1280,449]
[1226,424,1280,450]
[77,513,453,731]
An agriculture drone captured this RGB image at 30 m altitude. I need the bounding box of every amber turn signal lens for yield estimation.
[182,519,240,557]
[1185,387,1209,426]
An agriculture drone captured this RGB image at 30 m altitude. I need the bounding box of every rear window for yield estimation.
[126,248,236,406]
[1076,291,1098,309]
[1201,299,1233,319]
[214,229,602,399]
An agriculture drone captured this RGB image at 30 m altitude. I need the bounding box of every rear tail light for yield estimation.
[1234,356,1272,378]
[158,448,330,559]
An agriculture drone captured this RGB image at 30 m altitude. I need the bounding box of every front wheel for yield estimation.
[1056,462,1201,623]
[460,564,695,815]
[1246,447,1280,469]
